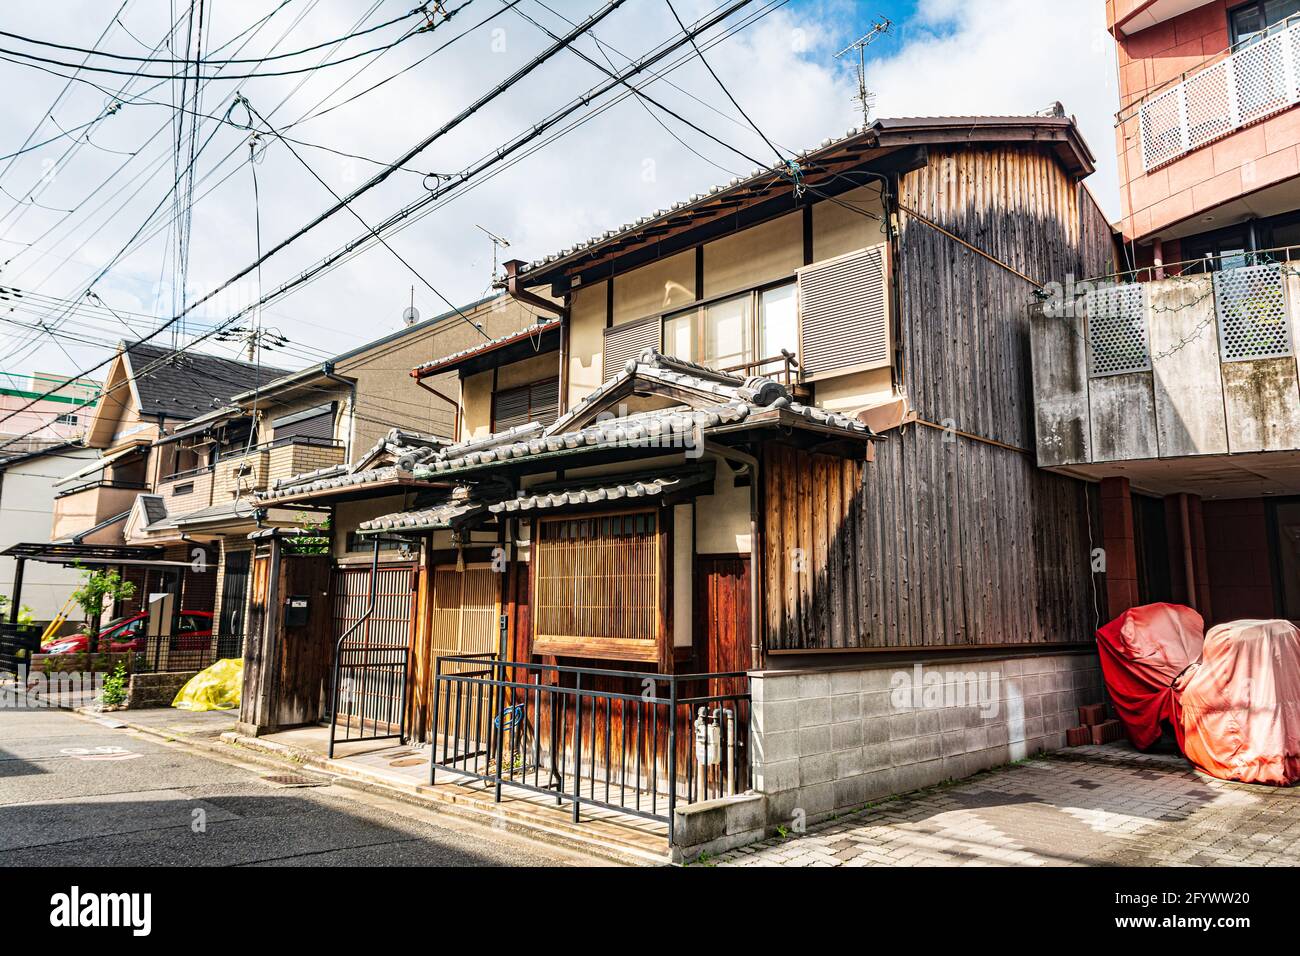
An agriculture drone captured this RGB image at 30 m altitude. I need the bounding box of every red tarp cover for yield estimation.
[1095,603,1204,751]
[1176,620,1300,786]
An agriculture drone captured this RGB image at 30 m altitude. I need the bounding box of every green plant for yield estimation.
[285,513,331,555]
[776,825,790,839]
[70,565,137,647]
[101,661,128,708]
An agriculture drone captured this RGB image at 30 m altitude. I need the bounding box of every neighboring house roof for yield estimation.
[140,494,169,527]
[517,115,1095,288]
[257,427,452,504]
[354,353,873,535]
[410,318,562,379]
[121,341,291,420]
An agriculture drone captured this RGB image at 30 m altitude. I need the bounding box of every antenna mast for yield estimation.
[834,18,893,126]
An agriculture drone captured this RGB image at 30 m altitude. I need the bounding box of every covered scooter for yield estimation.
[1095,603,1204,751]
[1176,620,1300,786]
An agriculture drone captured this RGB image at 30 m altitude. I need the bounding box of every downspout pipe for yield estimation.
[320,362,356,460]
[705,440,762,671]
[414,376,463,442]
[503,259,568,319]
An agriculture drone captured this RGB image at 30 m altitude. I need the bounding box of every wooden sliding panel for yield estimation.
[532,510,662,662]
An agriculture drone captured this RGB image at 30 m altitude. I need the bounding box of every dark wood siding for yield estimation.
[762,145,1111,653]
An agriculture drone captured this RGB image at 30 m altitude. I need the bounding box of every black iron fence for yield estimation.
[429,657,750,840]
[129,633,245,674]
[0,622,39,676]
[13,632,244,676]
[328,643,409,755]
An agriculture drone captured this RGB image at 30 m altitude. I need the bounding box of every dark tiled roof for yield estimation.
[489,468,714,516]
[122,342,292,421]
[139,494,169,528]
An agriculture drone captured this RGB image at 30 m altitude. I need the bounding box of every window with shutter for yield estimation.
[272,403,336,442]
[602,314,660,380]
[797,244,891,380]
[492,377,560,431]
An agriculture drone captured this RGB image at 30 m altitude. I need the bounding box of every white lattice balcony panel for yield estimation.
[1140,23,1300,171]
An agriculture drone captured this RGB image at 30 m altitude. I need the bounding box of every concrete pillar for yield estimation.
[1100,477,1139,621]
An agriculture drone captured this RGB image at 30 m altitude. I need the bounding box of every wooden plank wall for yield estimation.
[273,555,334,726]
[763,145,1110,652]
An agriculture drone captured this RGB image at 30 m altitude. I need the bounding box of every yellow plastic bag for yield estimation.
[172,658,243,712]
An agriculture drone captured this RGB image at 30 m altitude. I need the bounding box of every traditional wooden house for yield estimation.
[256,114,1120,853]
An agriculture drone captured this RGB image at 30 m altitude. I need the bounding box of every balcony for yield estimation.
[1030,254,1300,497]
[1139,20,1300,172]
[50,479,149,542]
[211,436,345,500]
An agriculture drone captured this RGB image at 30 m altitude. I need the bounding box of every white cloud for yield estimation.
[0,0,1118,380]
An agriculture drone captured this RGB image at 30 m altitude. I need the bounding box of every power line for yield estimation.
[0,0,636,428]
[0,0,776,450]
[0,21,434,82]
[0,6,427,66]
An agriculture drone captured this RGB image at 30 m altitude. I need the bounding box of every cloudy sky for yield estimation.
[0,0,1118,386]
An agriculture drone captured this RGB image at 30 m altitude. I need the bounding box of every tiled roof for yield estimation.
[489,469,714,516]
[357,495,490,533]
[410,351,870,479]
[122,341,292,421]
[258,427,451,502]
[517,115,1093,282]
[410,318,561,378]
[140,494,169,527]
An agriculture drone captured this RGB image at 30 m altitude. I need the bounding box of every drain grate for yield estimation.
[261,773,325,788]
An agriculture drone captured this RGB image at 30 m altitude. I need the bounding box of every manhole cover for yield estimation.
[261,773,324,788]
[389,757,424,768]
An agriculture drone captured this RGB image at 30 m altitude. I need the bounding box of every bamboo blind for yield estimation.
[534,512,659,642]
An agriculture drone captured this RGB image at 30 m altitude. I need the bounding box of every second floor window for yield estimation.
[1231,0,1300,46]
[662,281,798,375]
[492,378,559,432]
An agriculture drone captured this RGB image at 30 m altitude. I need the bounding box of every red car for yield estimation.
[42,611,214,655]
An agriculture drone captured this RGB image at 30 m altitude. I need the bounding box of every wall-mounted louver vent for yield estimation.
[1214,262,1293,362]
[1086,283,1150,377]
[797,244,891,380]
[602,314,660,381]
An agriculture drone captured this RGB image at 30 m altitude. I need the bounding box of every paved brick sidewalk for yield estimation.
[715,745,1300,867]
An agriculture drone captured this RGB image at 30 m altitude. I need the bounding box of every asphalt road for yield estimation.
[0,692,604,867]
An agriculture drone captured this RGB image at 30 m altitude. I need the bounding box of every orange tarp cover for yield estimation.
[1095,603,1204,751]
[1176,620,1300,786]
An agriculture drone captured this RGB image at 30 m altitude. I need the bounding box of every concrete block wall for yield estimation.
[749,652,1104,831]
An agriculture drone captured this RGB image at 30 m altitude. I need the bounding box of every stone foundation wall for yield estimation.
[674,651,1104,860]
[126,671,197,710]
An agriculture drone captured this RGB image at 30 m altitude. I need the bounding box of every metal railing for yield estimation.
[130,632,245,674]
[328,643,409,752]
[12,631,244,675]
[429,657,750,841]
[327,541,409,757]
[1139,19,1300,171]
[718,350,801,387]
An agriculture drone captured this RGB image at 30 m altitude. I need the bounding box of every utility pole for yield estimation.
[214,325,290,362]
[835,19,893,127]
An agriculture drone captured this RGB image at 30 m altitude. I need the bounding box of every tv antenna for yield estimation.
[402,286,419,327]
[835,19,893,126]
[476,224,511,283]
